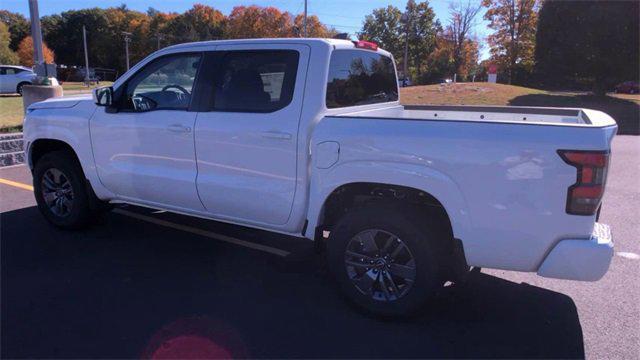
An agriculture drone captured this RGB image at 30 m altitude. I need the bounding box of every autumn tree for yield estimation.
[164,4,225,43]
[447,0,482,79]
[0,22,19,64]
[17,36,55,67]
[293,14,335,38]
[482,0,539,84]
[104,6,153,70]
[226,6,293,39]
[147,8,178,49]
[359,1,440,79]
[424,29,479,82]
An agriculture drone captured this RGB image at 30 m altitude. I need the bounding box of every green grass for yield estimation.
[0,96,25,132]
[0,82,113,132]
[401,83,639,135]
[61,81,113,91]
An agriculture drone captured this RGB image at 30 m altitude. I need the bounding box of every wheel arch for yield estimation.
[28,138,80,170]
[16,81,31,92]
[307,162,473,246]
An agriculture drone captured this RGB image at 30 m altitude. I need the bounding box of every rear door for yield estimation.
[194,44,309,225]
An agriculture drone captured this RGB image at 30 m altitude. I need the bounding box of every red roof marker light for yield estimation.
[353,40,378,51]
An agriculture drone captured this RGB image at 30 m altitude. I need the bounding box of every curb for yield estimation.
[0,132,24,167]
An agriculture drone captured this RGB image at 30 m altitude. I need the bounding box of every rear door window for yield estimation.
[326,50,398,108]
[212,50,299,113]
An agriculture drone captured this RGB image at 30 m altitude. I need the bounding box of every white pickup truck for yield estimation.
[23,38,617,316]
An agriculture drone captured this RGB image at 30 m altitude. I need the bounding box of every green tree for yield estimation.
[359,6,404,60]
[402,0,440,77]
[0,22,19,64]
[41,9,113,73]
[535,1,639,95]
[0,10,30,51]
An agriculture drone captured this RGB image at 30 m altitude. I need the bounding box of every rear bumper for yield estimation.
[537,223,613,281]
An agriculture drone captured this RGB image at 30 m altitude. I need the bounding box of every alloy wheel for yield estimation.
[344,229,417,302]
[41,168,74,217]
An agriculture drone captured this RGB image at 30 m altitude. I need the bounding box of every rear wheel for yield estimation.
[33,151,95,229]
[327,202,444,317]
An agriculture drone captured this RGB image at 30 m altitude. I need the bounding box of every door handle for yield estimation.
[167,124,191,133]
[260,131,292,140]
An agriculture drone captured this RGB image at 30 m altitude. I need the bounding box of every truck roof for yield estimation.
[163,38,393,57]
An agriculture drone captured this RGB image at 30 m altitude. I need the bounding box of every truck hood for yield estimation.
[27,95,93,111]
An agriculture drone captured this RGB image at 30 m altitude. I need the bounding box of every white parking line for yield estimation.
[113,208,290,257]
[0,163,27,170]
[616,251,640,260]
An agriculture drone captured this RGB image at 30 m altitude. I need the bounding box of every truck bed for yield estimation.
[314,105,617,272]
[331,104,617,128]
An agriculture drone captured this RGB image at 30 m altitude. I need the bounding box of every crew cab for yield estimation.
[23,39,617,316]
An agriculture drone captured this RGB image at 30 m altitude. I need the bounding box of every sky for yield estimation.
[3,0,491,59]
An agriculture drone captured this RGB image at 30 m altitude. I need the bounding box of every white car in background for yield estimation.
[0,65,37,95]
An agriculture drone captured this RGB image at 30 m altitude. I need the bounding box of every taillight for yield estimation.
[558,150,610,215]
[353,40,378,51]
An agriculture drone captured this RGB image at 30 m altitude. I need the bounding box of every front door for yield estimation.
[194,44,309,225]
[90,52,205,211]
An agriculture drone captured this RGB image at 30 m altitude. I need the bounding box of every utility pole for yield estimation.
[28,0,47,78]
[82,25,90,85]
[154,33,165,50]
[122,32,132,71]
[303,0,308,37]
[401,12,410,84]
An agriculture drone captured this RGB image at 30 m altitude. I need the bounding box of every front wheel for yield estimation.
[33,151,95,229]
[326,202,444,317]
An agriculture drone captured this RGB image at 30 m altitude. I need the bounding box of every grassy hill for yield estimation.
[401,82,547,106]
[401,83,639,134]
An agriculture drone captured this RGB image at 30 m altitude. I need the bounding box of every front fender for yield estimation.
[306,160,472,245]
[23,103,113,200]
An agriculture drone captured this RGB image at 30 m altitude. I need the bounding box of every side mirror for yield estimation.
[93,86,113,107]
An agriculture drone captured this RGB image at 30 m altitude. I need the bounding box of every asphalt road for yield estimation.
[1,136,638,359]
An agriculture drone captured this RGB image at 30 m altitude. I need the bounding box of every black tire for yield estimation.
[16,82,29,96]
[327,202,444,317]
[33,151,95,229]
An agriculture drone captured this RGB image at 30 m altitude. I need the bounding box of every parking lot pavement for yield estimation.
[1,136,638,358]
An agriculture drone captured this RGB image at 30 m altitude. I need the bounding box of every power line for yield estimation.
[325,23,361,29]
[312,12,365,21]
